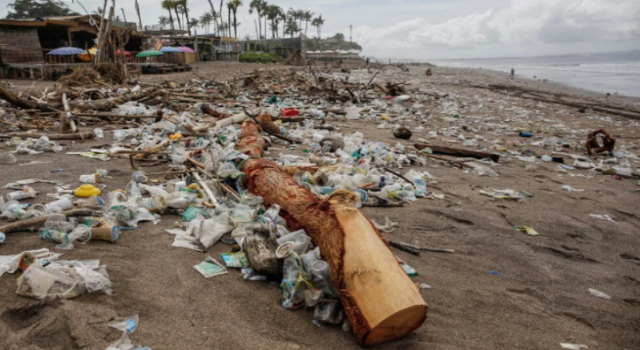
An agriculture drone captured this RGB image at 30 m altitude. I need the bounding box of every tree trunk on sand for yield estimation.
[237,121,428,346]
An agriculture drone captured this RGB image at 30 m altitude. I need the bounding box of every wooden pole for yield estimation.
[237,121,427,346]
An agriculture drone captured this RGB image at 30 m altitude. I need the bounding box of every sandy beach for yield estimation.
[1,61,639,350]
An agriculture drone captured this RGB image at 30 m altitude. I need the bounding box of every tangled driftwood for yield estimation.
[586,129,615,156]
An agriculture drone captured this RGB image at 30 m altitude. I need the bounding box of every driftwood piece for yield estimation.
[388,241,421,256]
[1,131,95,140]
[244,108,302,144]
[237,121,427,346]
[0,86,36,109]
[193,172,218,207]
[415,143,500,163]
[68,88,161,111]
[0,209,95,234]
[200,104,225,118]
[585,129,616,156]
[76,113,158,119]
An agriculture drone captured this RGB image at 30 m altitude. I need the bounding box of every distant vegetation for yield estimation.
[6,0,79,19]
[239,51,282,63]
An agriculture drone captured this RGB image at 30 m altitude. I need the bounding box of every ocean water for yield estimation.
[433,50,640,97]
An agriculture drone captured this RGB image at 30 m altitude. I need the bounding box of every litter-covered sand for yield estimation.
[0,61,639,350]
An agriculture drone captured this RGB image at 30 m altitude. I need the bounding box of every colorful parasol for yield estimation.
[48,47,86,55]
[175,46,196,53]
[159,46,182,53]
[136,50,165,58]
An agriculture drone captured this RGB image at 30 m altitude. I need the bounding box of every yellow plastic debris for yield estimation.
[74,184,102,198]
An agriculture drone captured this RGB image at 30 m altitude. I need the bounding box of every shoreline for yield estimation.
[432,62,640,99]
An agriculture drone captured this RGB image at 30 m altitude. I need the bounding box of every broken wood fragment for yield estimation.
[0,209,96,234]
[0,131,95,140]
[415,143,500,163]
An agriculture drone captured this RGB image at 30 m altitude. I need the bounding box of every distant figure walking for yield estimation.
[511,68,515,79]
[365,57,370,65]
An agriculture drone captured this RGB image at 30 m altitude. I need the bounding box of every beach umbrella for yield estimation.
[136,50,164,58]
[159,46,182,53]
[78,47,97,61]
[48,47,86,55]
[116,50,132,57]
[175,46,195,53]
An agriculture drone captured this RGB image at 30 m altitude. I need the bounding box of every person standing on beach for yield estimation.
[511,68,515,79]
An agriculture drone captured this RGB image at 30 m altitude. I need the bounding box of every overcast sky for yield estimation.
[1,0,639,59]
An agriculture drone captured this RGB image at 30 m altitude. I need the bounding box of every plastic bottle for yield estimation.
[44,198,73,212]
[132,171,148,184]
[7,186,37,201]
[311,260,337,298]
[79,173,103,184]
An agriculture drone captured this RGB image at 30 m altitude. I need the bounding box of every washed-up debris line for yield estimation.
[0,64,639,347]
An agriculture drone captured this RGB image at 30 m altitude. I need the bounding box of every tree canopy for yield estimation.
[6,0,79,19]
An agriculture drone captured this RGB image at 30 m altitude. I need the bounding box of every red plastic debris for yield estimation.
[281,108,300,117]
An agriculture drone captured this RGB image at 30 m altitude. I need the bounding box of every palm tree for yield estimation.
[219,0,224,35]
[312,15,324,40]
[284,19,299,38]
[262,1,269,39]
[266,5,282,39]
[161,0,175,30]
[227,0,243,38]
[303,10,314,38]
[182,0,192,35]
[158,16,169,30]
[170,1,182,32]
[189,18,199,35]
[206,0,219,34]
[200,12,213,34]
[249,0,265,40]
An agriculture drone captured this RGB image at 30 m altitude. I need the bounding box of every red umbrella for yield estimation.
[116,50,132,57]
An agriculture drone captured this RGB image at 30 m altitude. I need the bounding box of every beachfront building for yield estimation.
[0,15,149,79]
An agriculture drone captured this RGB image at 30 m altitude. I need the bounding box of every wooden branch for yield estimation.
[0,209,96,234]
[0,131,95,140]
[388,241,421,256]
[193,172,218,207]
[415,143,500,163]
[68,88,161,111]
[75,113,157,119]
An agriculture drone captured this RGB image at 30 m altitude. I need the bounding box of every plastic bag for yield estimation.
[109,315,139,333]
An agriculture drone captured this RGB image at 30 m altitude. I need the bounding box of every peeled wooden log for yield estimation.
[415,142,500,163]
[238,121,427,346]
[68,88,161,111]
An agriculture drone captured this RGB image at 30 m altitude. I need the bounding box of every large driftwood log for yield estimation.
[237,121,427,346]
[415,142,500,163]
